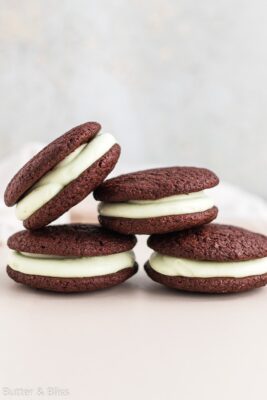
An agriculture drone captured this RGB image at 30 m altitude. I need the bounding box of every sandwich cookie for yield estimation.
[7,224,138,292]
[94,167,219,234]
[145,224,267,294]
[4,122,120,229]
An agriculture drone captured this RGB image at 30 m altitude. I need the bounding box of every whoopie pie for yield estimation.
[94,167,219,234]
[145,224,267,294]
[7,224,138,293]
[5,122,120,229]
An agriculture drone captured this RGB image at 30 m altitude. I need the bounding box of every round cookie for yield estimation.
[98,208,218,235]
[94,167,219,235]
[4,122,120,230]
[148,224,267,261]
[145,224,267,294]
[94,167,219,202]
[7,224,138,293]
[144,263,267,294]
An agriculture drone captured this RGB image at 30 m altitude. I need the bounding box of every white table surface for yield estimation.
[1,229,267,400]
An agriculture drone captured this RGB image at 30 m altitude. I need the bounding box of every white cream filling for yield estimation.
[98,191,214,219]
[8,250,135,278]
[149,252,267,278]
[16,133,117,221]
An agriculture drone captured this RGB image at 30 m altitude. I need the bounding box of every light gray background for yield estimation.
[1,3,267,398]
[1,0,267,197]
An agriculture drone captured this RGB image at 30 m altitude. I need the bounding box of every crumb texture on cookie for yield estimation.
[94,167,219,202]
[7,264,138,293]
[98,207,218,235]
[148,224,267,261]
[5,122,101,206]
[23,144,120,229]
[16,133,117,221]
[8,224,137,256]
[144,262,267,294]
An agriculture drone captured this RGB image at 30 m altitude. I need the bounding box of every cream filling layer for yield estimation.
[98,191,214,219]
[16,133,117,221]
[8,250,135,278]
[149,252,267,278]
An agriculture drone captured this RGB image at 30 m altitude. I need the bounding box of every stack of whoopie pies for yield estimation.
[4,122,267,294]
[94,168,267,293]
[4,122,137,292]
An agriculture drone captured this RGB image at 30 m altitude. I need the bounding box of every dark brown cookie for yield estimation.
[94,167,219,202]
[7,224,138,292]
[4,121,121,230]
[7,264,138,293]
[148,224,267,261]
[8,224,137,256]
[98,206,218,235]
[5,122,101,206]
[23,144,120,230]
[144,262,267,294]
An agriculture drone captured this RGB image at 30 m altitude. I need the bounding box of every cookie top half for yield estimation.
[148,224,267,261]
[8,224,137,257]
[94,167,219,202]
[5,122,101,206]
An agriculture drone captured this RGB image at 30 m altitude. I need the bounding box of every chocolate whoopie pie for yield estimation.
[94,167,219,234]
[7,224,138,292]
[4,122,120,230]
[145,224,267,294]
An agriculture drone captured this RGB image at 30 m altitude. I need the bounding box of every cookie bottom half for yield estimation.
[7,263,138,293]
[98,206,218,235]
[144,262,267,294]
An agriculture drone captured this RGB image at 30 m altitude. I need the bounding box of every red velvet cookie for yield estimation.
[5,122,120,230]
[7,224,138,293]
[145,224,267,294]
[94,167,219,234]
